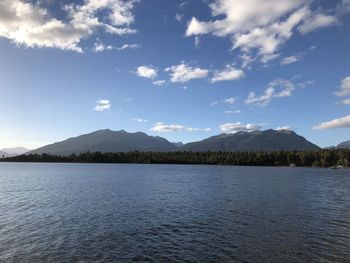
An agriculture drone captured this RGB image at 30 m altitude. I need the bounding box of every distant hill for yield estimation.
[181,129,320,152]
[0,150,10,158]
[28,129,178,155]
[172,142,184,148]
[1,147,30,155]
[26,129,321,156]
[336,140,350,149]
[0,147,30,158]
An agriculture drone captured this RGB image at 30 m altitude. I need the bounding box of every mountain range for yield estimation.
[181,129,320,152]
[0,147,30,157]
[335,140,350,149]
[24,129,325,156]
[28,129,178,155]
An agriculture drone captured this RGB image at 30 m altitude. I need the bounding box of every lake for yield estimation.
[0,163,349,262]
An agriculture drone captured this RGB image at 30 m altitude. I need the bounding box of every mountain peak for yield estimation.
[182,129,319,152]
[336,140,350,149]
[29,129,178,155]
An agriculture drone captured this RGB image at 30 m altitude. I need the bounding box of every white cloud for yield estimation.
[194,36,200,48]
[93,42,113,52]
[224,97,237,104]
[117,43,139,50]
[136,66,157,79]
[150,122,211,132]
[260,53,280,63]
[66,0,137,33]
[185,0,344,59]
[152,80,166,86]
[240,54,255,68]
[312,115,350,130]
[132,118,148,123]
[0,0,138,52]
[94,99,111,111]
[232,7,309,55]
[186,0,309,55]
[220,122,262,133]
[276,126,293,131]
[175,13,184,22]
[211,97,238,106]
[298,13,337,34]
[211,65,245,83]
[165,63,208,83]
[298,80,315,88]
[224,110,241,114]
[93,41,139,52]
[245,78,295,106]
[335,76,350,97]
[186,0,306,37]
[280,55,301,65]
[341,98,350,105]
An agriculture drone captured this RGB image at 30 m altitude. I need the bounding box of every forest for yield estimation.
[1,149,349,167]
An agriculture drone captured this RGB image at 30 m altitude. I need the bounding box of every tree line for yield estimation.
[0,149,349,167]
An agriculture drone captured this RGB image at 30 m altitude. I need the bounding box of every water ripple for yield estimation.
[0,163,349,262]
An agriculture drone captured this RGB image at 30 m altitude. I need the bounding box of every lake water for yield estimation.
[0,163,349,262]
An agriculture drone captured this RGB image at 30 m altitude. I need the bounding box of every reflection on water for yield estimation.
[0,163,349,262]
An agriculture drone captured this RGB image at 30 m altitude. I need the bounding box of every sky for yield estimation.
[0,0,350,149]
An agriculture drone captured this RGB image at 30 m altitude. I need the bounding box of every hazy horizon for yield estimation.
[1,0,350,149]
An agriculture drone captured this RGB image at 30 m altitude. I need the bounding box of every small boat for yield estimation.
[290,163,296,167]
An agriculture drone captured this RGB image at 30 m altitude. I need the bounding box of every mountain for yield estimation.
[0,150,10,158]
[181,129,320,152]
[336,140,350,149]
[172,142,184,148]
[28,129,178,155]
[1,147,30,155]
[26,129,321,156]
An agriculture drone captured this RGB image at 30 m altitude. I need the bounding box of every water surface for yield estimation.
[0,163,349,262]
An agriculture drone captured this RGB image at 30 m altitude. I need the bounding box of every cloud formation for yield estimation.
[245,78,295,106]
[298,80,315,89]
[185,0,345,61]
[312,115,350,130]
[152,80,166,86]
[280,55,301,65]
[341,99,350,105]
[93,42,113,52]
[276,126,293,131]
[224,110,241,114]
[211,65,245,83]
[220,122,262,133]
[335,76,350,97]
[117,43,139,50]
[165,63,209,83]
[224,97,237,104]
[132,118,148,123]
[94,99,111,111]
[136,66,158,79]
[211,97,238,106]
[298,13,337,34]
[150,122,211,132]
[0,0,137,52]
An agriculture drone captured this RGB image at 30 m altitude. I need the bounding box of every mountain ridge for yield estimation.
[25,129,323,156]
[181,129,320,152]
[28,129,178,155]
[336,140,350,149]
[0,147,30,157]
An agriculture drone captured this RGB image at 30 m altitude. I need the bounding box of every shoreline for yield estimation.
[1,149,349,169]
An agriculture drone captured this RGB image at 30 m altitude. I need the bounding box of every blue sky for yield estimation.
[0,0,350,149]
